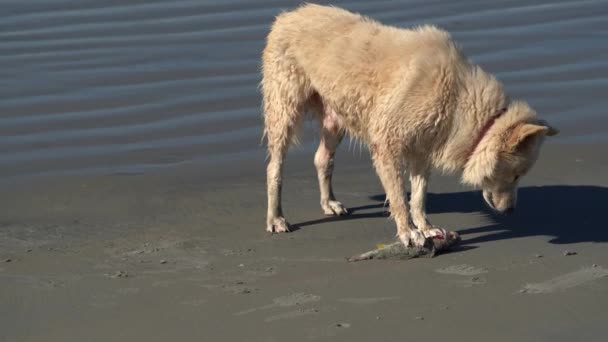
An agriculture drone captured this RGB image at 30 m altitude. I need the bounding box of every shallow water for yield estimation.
[1,0,607,182]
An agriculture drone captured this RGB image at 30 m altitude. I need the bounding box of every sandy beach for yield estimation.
[1,1,608,341]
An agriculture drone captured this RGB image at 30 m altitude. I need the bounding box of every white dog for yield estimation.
[261,4,558,247]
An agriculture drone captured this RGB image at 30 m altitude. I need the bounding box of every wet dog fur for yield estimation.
[261,4,558,247]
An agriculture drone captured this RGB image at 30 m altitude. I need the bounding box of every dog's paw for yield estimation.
[422,227,449,239]
[321,200,349,216]
[266,217,291,233]
[398,229,426,248]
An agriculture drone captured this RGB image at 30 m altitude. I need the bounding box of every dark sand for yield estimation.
[1,1,608,341]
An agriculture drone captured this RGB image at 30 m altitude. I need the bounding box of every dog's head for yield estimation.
[481,118,558,214]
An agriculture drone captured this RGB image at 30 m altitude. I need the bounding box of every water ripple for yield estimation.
[1,0,607,180]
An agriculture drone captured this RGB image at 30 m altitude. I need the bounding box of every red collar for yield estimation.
[467,107,507,160]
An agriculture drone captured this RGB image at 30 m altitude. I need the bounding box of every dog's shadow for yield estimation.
[292,185,608,245]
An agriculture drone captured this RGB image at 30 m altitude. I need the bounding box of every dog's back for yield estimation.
[263,4,466,144]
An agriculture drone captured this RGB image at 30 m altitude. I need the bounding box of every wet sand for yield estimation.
[2,1,608,341]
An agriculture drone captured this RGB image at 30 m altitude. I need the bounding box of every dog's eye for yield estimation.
[513,175,520,182]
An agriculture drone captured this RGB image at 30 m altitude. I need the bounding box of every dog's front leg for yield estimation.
[409,163,448,239]
[371,146,426,247]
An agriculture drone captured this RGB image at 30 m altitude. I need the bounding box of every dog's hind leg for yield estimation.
[312,100,348,216]
[263,95,303,233]
[261,47,310,233]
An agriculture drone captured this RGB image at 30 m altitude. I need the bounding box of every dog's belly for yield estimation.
[321,105,343,132]
[313,91,372,140]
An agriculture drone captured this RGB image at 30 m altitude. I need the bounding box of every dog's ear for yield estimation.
[537,119,559,136]
[507,123,552,151]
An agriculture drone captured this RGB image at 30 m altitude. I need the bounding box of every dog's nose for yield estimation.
[504,207,515,215]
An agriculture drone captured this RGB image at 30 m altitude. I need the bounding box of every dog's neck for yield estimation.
[466,107,507,161]
[433,65,509,183]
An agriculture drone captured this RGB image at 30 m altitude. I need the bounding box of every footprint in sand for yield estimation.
[436,264,488,276]
[436,265,488,287]
[520,266,608,294]
[235,292,321,316]
[338,296,400,304]
[264,308,319,322]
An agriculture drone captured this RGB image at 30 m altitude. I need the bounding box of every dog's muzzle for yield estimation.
[483,190,515,214]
